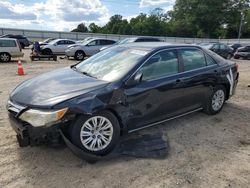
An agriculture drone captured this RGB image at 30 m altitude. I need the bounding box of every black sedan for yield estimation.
[7,43,239,157]
[234,45,250,60]
[200,43,234,59]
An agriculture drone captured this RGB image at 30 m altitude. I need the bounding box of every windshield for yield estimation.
[75,47,149,82]
[44,38,55,43]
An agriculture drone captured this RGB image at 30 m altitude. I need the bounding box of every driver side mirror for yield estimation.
[125,71,143,86]
[53,43,57,46]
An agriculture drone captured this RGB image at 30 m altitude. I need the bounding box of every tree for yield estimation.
[71,1,250,38]
[71,23,88,33]
[89,23,101,33]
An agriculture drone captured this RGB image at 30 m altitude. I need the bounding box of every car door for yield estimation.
[86,40,101,56]
[124,49,188,130]
[55,40,67,54]
[211,44,221,56]
[177,47,219,111]
[219,44,229,58]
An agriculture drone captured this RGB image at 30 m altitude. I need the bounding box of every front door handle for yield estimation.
[176,79,181,83]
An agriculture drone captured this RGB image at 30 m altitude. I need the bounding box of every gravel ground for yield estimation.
[0,49,249,188]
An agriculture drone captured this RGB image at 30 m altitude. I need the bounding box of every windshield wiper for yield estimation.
[82,71,97,79]
[71,65,97,79]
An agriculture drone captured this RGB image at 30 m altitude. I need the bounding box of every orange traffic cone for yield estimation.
[17,59,25,76]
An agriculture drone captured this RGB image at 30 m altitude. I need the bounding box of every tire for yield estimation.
[20,43,25,49]
[234,55,239,59]
[42,48,53,55]
[74,50,85,61]
[204,85,226,115]
[0,53,11,62]
[70,110,120,156]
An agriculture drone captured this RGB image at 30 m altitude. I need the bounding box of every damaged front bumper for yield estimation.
[8,113,64,147]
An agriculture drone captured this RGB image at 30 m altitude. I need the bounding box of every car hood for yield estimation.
[10,67,109,108]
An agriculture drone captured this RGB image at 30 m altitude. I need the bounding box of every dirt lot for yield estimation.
[0,49,249,188]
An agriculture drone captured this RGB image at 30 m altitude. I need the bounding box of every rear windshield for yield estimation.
[0,40,16,47]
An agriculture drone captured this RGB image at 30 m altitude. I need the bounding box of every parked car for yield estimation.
[229,43,242,53]
[234,45,250,59]
[76,37,93,44]
[7,43,239,157]
[0,34,31,49]
[65,38,116,60]
[0,38,24,62]
[200,43,234,59]
[41,39,76,55]
[100,36,163,51]
[39,38,56,47]
[119,37,162,44]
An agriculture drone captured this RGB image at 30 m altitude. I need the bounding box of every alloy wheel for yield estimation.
[0,54,10,62]
[212,90,225,111]
[80,116,113,151]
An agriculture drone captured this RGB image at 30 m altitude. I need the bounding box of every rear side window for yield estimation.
[140,50,179,80]
[0,40,17,47]
[66,40,75,44]
[180,49,206,71]
[100,40,115,45]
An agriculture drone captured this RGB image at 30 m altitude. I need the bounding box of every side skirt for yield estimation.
[128,108,203,133]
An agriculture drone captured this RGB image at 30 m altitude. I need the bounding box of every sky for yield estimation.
[0,0,175,31]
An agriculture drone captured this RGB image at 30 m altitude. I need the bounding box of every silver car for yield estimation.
[65,38,116,60]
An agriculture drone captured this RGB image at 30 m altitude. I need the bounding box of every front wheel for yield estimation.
[70,111,120,156]
[204,86,226,115]
[74,50,85,61]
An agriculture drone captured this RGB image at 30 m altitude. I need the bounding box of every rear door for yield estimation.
[177,47,219,109]
[0,39,18,56]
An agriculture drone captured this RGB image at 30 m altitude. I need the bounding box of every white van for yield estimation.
[0,38,24,62]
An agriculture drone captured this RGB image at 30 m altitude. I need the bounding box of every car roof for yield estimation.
[0,38,17,41]
[89,38,116,41]
[52,39,75,42]
[116,42,202,51]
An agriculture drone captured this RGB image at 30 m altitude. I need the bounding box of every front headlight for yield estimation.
[19,108,68,127]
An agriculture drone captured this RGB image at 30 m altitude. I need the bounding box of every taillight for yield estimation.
[235,64,239,73]
[17,41,22,52]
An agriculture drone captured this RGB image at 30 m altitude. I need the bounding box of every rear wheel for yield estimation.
[70,111,120,156]
[0,53,11,62]
[204,86,226,115]
[74,50,85,61]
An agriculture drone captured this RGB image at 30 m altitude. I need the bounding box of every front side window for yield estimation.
[0,40,16,47]
[140,50,179,81]
[180,49,206,71]
[88,40,99,46]
[75,47,149,82]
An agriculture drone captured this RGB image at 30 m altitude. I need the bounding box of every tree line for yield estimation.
[72,0,250,39]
